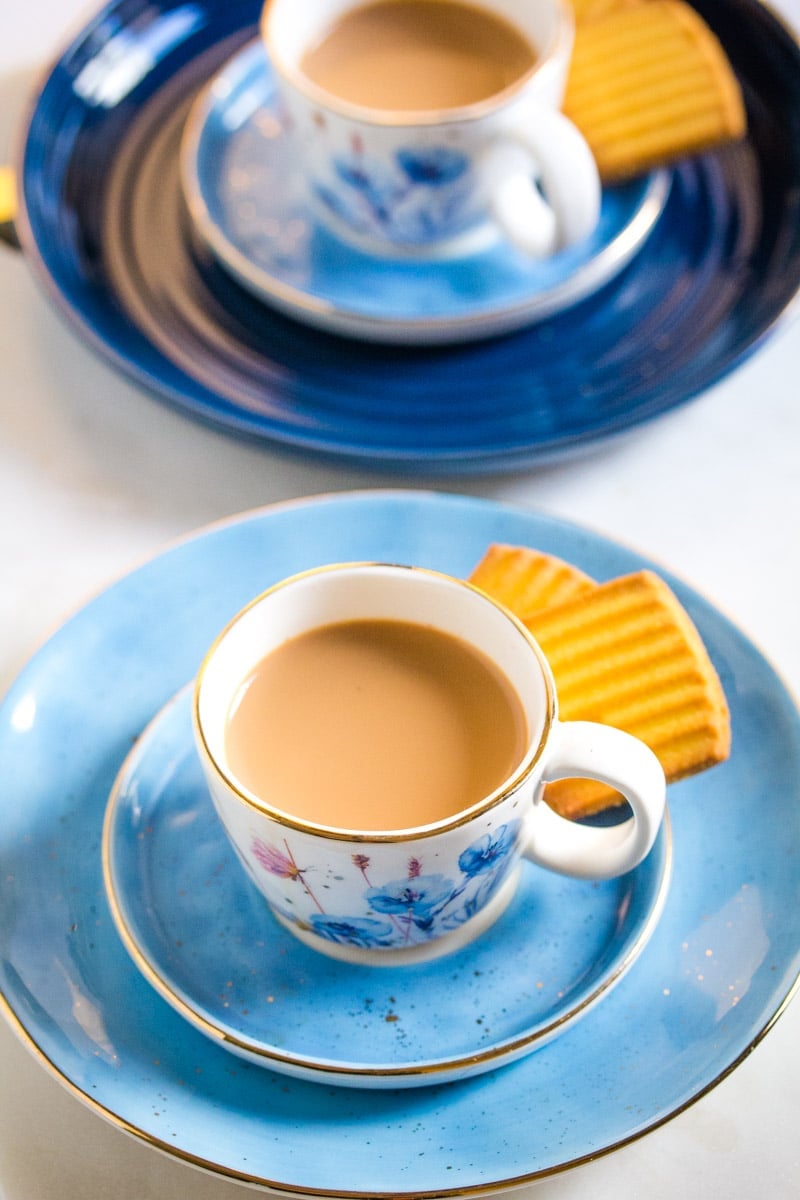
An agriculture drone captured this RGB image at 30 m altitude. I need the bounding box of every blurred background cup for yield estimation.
[260,0,602,257]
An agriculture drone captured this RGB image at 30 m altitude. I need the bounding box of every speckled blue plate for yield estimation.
[15,0,800,471]
[1,491,799,1194]
[103,686,670,1089]
[180,40,670,344]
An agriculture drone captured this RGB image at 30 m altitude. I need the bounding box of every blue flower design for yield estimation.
[334,157,375,191]
[313,182,372,231]
[331,152,404,219]
[458,822,521,877]
[396,146,469,186]
[309,914,395,949]
[366,873,455,928]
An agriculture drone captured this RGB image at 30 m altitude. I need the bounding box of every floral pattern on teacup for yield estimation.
[250,821,522,950]
[313,135,473,244]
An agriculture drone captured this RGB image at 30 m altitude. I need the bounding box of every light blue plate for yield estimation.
[181,41,670,344]
[103,686,670,1089]
[1,492,799,1194]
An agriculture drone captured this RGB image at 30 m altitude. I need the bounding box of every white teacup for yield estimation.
[260,0,601,258]
[193,563,666,965]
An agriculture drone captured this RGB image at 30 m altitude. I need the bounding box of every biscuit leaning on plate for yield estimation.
[564,0,747,180]
[468,547,731,820]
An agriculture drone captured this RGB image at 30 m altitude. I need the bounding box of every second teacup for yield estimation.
[193,563,666,964]
[260,0,601,258]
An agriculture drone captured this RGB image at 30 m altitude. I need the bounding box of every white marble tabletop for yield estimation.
[1,2,798,1197]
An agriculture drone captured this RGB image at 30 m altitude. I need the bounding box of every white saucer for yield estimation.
[180,41,670,344]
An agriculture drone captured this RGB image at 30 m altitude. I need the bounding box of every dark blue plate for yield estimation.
[16,0,800,472]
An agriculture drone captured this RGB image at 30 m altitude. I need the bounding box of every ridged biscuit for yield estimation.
[569,0,643,24]
[523,569,731,818]
[563,0,747,180]
[469,543,597,615]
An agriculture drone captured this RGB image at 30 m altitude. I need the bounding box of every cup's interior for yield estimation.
[261,0,567,116]
[195,564,552,800]
[265,0,358,71]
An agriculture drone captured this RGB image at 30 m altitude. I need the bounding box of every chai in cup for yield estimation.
[224,616,528,831]
[299,0,539,112]
[260,0,602,257]
[194,564,666,965]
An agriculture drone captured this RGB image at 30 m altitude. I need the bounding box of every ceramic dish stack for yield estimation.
[1,492,799,1196]
[13,0,800,472]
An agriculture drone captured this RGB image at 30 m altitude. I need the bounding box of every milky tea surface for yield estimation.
[299,0,538,111]
[225,617,527,831]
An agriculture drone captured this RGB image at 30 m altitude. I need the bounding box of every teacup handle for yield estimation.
[524,720,666,879]
[481,109,601,257]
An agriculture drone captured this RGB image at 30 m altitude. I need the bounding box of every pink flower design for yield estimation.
[250,837,326,914]
[408,857,422,879]
[352,852,374,890]
[251,837,301,879]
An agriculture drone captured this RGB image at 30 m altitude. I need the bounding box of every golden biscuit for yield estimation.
[521,569,731,818]
[569,0,643,25]
[563,0,746,180]
[468,543,597,616]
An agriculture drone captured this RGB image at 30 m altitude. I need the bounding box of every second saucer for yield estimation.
[103,686,671,1089]
[180,41,670,344]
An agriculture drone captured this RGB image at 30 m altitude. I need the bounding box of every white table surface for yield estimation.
[1,2,798,1197]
